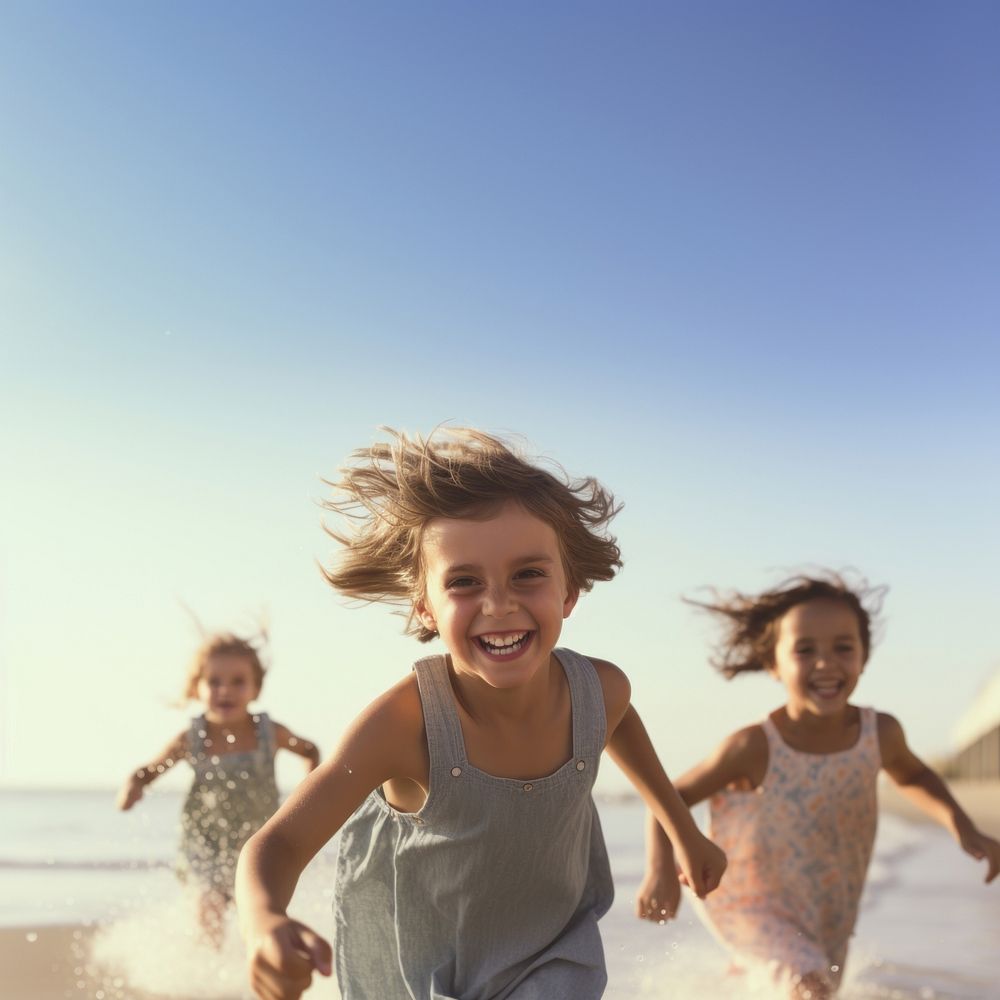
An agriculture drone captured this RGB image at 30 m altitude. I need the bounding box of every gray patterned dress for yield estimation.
[178,712,280,898]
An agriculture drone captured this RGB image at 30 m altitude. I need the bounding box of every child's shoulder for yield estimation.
[713,723,770,790]
[873,708,908,758]
[719,722,769,763]
[355,671,426,742]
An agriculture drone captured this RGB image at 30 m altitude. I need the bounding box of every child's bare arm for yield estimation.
[593,659,727,900]
[673,725,768,807]
[879,712,999,883]
[116,731,188,810]
[639,725,765,913]
[273,722,321,772]
[237,676,425,999]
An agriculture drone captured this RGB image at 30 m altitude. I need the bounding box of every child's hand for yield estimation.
[673,831,727,899]
[247,916,332,1000]
[636,865,681,923]
[116,778,143,811]
[958,827,1000,884]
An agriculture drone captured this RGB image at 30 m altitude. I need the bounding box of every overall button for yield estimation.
[576,760,586,771]
[522,783,533,792]
[451,766,463,777]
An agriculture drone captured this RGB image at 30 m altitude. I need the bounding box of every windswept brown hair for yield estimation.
[321,427,623,641]
[686,571,886,679]
[182,632,268,702]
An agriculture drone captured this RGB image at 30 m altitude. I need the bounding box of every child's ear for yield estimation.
[413,596,437,632]
[562,587,580,620]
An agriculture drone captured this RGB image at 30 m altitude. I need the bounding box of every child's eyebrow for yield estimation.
[443,555,556,575]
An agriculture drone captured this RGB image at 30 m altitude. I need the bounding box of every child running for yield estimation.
[118,630,320,946]
[641,574,1000,999]
[236,427,726,1000]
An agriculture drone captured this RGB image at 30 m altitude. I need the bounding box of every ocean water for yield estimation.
[2,789,998,999]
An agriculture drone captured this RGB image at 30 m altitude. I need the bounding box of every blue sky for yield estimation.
[1,3,998,789]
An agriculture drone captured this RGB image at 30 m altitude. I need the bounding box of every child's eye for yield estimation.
[515,568,545,580]
[447,576,479,590]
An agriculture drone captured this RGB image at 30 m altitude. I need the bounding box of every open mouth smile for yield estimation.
[808,680,845,700]
[475,631,533,658]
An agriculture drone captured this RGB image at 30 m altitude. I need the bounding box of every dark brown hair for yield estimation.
[182,632,267,701]
[321,427,623,641]
[686,572,886,679]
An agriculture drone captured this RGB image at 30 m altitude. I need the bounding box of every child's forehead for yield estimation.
[779,598,861,636]
[203,651,256,675]
[420,501,560,561]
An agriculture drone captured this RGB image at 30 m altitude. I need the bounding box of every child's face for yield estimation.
[771,598,866,718]
[414,500,578,690]
[197,653,260,723]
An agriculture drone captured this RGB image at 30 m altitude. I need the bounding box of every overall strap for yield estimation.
[413,656,467,776]
[552,648,606,760]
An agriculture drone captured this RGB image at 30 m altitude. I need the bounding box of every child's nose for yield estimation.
[482,584,517,618]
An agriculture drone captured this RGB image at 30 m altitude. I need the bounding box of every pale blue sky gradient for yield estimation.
[2,3,998,790]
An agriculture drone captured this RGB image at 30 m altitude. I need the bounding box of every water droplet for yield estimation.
[26,931,38,942]
[288,736,298,746]
[657,919,665,926]
[831,965,840,973]
[226,734,236,744]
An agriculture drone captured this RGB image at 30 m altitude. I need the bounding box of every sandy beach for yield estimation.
[4,783,998,1000]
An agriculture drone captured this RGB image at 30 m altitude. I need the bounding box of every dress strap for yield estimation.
[187,714,208,758]
[254,712,274,756]
[413,656,467,777]
[858,706,881,766]
[552,648,606,759]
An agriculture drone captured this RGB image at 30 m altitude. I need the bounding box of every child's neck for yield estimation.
[774,703,861,754]
[203,709,255,731]
[446,652,558,723]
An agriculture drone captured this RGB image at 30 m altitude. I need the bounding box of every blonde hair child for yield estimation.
[642,574,1000,999]
[235,428,726,1000]
[117,630,319,946]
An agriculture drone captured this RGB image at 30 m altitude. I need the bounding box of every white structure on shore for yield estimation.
[952,668,1000,779]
